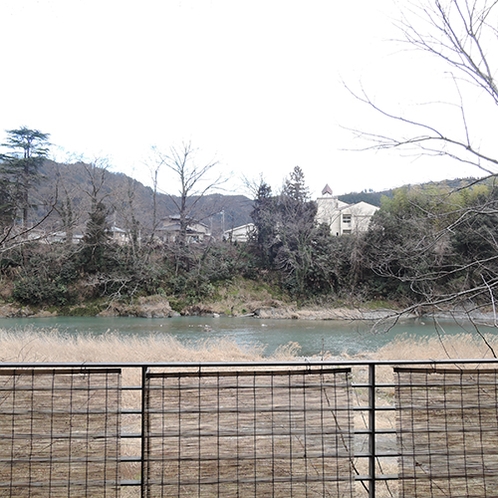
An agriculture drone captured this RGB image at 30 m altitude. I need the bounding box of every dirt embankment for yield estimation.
[0,295,400,321]
[0,296,178,319]
[5,298,493,323]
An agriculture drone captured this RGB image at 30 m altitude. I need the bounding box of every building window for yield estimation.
[342,214,352,224]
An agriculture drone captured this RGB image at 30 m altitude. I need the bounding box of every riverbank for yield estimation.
[0,294,405,321]
[0,328,496,363]
[0,293,494,325]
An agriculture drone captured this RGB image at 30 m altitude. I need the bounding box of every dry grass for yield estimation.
[0,328,281,363]
[0,328,302,497]
[2,328,498,497]
[355,332,498,498]
[1,327,496,364]
[0,369,121,498]
[372,332,498,360]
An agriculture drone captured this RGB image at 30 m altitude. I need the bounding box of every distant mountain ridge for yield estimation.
[337,177,482,207]
[33,161,254,236]
[30,162,483,235]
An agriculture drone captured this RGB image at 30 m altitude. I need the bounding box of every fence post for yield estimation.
[368,363,376,498]
[140,366,148,498]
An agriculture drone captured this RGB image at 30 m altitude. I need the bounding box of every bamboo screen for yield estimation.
[395,367,498,498]
[0,368,121,497]
[144,367,354,497]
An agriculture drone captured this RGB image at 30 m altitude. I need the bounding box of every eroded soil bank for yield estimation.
[0,294,402,321]
[1,294,493,325]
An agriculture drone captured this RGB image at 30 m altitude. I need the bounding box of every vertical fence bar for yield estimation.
[368,363,376,498]
[140,366,148,498]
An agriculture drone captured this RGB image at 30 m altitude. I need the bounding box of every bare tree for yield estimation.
[352,0,498,175]
[142,154,165,250]
[51,164,84,249]
[153,141,225,246]
[350,0,498,325]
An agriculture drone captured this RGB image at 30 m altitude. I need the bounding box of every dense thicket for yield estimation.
[1,155,497,314]
[361,181,498,310]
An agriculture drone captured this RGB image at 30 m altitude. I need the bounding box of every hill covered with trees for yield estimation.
[0,145,495,320]
[337,178,480,207]
[0,128,494,318]
[32,160,254,238]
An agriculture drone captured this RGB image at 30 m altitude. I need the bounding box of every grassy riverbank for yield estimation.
[1,328,496,363]
[0,329,300,363]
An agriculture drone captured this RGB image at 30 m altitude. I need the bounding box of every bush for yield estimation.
[13,275,71,306]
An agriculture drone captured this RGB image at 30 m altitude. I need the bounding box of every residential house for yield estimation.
[316,184,379,235]
[156,215,210,243]
[108,225,129,245]
[25,228,83,244]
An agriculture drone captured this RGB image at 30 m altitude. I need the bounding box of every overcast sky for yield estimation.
[0,0,487,198]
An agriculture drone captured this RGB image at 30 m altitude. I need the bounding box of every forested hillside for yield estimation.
[337,178,479,207]
[0,141,495,319]
[32,161,480,230]
[33,161,254,236]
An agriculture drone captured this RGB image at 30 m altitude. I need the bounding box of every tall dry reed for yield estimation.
[0,328,301,363]
[372,332,498,360]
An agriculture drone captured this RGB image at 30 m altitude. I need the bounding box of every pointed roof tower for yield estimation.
[321,184,333,196]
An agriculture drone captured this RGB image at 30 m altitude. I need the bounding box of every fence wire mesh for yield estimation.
[144,367,354,497]
[395,367,498,498]
[0,368,121,498]
[2,361,498,497]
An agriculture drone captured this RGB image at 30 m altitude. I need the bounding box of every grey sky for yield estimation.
[0,0,486,197]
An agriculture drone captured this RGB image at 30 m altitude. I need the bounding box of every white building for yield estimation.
[223,223,255,243]
[316,184,379,236]
[221,185,379,243]
[156,215,211,243]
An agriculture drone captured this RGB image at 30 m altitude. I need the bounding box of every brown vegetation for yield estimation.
[1,329,497,497]
[1,327,496,364]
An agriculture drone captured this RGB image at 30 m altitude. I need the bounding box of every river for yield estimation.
[0,314,493,357]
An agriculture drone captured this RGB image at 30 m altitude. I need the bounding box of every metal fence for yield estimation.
[1,359,498,497]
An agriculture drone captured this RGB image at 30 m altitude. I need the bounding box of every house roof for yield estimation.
[224,223,255,235]
[340,201,379,215]
[162,215,209,229]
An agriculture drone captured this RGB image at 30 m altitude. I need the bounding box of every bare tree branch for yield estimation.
[346,85,498,175]
[348,0,498,176]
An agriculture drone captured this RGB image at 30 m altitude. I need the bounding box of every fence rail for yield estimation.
[1,359,498,497]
